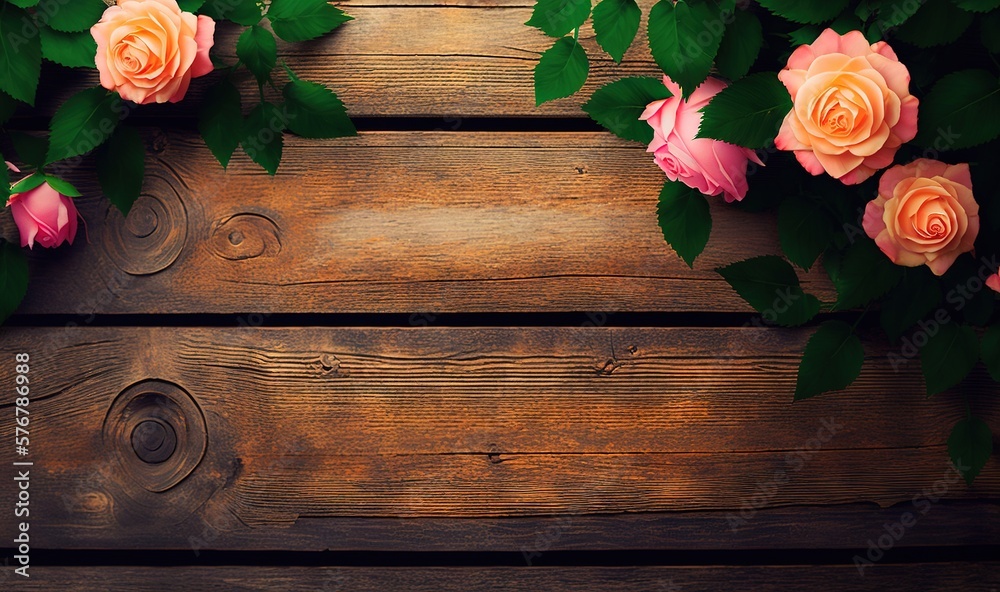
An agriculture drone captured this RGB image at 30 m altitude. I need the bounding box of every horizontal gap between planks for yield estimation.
[4,117,603,134]
[5,547,999,567]
[4,311,868,329]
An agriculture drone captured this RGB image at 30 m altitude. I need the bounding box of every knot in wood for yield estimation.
[103,181,187,276]
[210,213,282,261]
[104,380,207,493]
[131,419,177,464]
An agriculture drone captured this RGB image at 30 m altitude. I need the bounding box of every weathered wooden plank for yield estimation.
[13,132,833,315]
[8,564,1000,591]
[0,327,995,550]
[34,4,659,117]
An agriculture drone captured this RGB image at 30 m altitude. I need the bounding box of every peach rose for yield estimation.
[92,0,215,105]
[988,269,1000,293]
[641,75,764,202]
[863,159,978,276]
[5,163,79,249]
[776,29,918,185]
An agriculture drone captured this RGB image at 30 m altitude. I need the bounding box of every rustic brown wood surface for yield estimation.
[0,327,996,553]
[1,0,997,588]
[34,1,659,118]
[10,564,1000,591]
[15,131,834,315]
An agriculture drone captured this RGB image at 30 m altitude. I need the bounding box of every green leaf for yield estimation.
[97,126,145,215]
[717,255,822,327]
[755,0,850,23]
[777,196,835,270]
[787,25,822,46]
[199,80,243,168]
[0,90,18,125]
[880,268,944,342]
[200,0,263,25]
[534,36,589,106]
[920,323,979,395]
[697,72,792,149]
[828,13,863,34]
[0,5,43,105]
[178,0,207,10]
[874,0,925,30]
[656,181,712,267]
[39,27,97,69]
[10,174,46,195]
[981,10,1000,53]
[582,77,671,143]
[647,0,724,98]
[46,87,122,163]
[951,0,1000,12]
[242,102,285,175]
[526,0,592,38]
[948,417,993,485]
[237,25,277,85]
[795,321,865,400]
[982,324,1000,382]
[282,77,357,139]
[42,0,106,33]
[914,70,1000,150]
[0,151,9,201]
[267,0,353,42]
[5,1,40,7]
[894,0,972,47]
[715,9,762,81]
[0,240,29,324]
[592,0,641,62]
[9,131,48,169]
[40,176,80,197]
[828,239,903,310]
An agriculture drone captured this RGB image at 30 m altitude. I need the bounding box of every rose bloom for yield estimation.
[776,29,918,185]
[641,75,764,203]
[988,268,1000,293]
[5,163,79,249]
[92,0,215,105]
[863,159,978,276]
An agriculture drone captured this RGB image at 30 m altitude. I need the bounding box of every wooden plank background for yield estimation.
[1,0,997,588]
[10,565,1000,591]
[34,1,661,118]
[14,132,833,314]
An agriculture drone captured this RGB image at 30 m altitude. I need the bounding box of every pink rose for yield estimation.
[988,269,1000,293]
[640,75,764,203]
[5,163,79,249]
[92,0,215,105]
[776,29,919,185]
[863,159,978,276]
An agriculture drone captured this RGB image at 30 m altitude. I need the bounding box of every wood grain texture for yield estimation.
[0,327,995,550]
[34,2,660,118]
[8,564,1000,591]
[13,131,833,315]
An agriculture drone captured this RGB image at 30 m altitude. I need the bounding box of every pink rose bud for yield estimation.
[640,75,763,203]
[5,163,79,249]
[776,29,919,185]
[863,159,978,276]
[91,0,216,105]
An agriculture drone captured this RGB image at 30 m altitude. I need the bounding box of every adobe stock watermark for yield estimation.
[853,460,969,576]
[887,255,1000,372]
[874,0,929,39]
[519,310,619,565]
[665,0,752,70]
[727,417,843,531]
